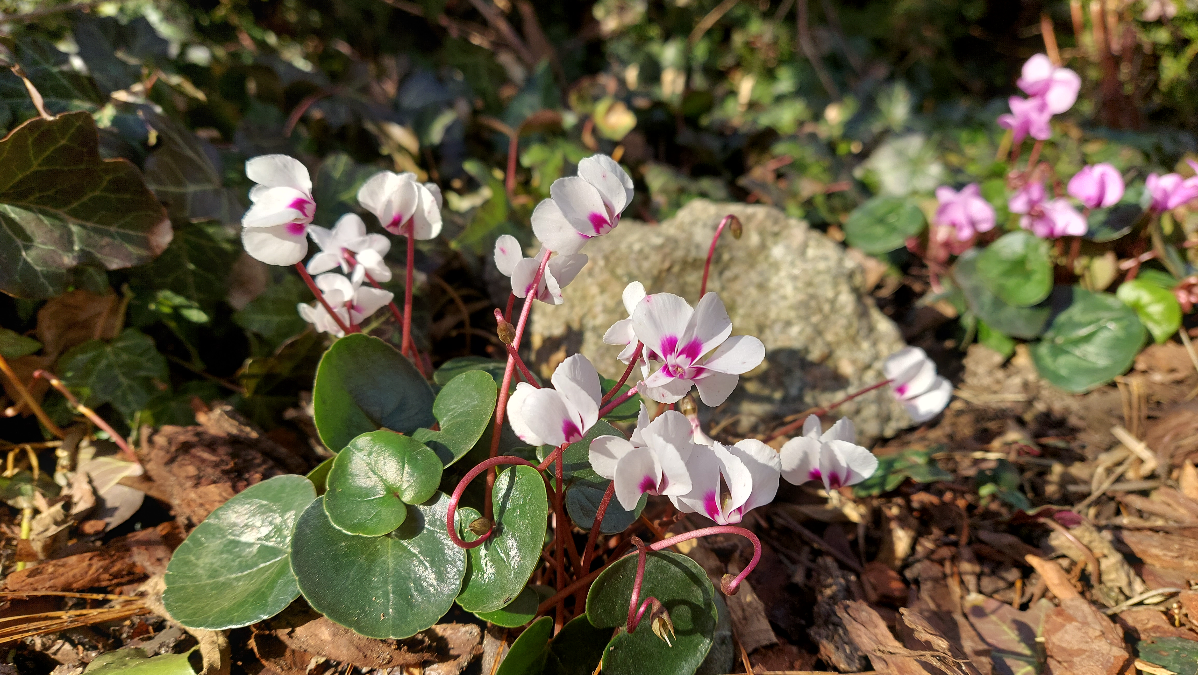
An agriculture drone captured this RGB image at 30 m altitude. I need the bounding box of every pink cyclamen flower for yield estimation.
[1067,164,1125,209]
[997,96,1052,144]
[493,235,587,305]
[1016,54,1081,114]
[1145,173,1199,212]
[306,213,391,277]
[1020,199,1088,238]
[357,171,443,239]
[602,281,648,364]
[507,354,601,447]
[671,438,780,525]
[632,292,766,406]
[1008,180,1046,215]
[532,154,634,255]
[241,155,316,266]
[589,407,702,511]
[883,347,953,424]
[778,416,878,490]
[934,184,996,241]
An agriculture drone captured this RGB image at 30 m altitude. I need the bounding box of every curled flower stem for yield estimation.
[763,378,892,441]
[601,343,643,404]
[700,214,738,297]
[294,263,356,335]
[627,536,661,634]
[598,385,640,418]
[0,353,65,439]
[484,250,552,520]
[446,443,567,549]
[32,370,135,462]
[648,526,761,595]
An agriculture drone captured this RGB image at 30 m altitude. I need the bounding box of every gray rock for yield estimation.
[528,199,912,442]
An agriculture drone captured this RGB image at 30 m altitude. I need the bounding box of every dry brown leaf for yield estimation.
[962,594,1054,675]
[4,522,179,592]
[1179,462,1198,501]
[837,599,955,675]
[1116,608,1198,642]
[35,289,124,358]
[1118,531,1199,574]
[900,607,985,675]
[1025,554,1131,675]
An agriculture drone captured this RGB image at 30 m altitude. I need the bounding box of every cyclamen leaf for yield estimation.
[83,647,198,675]
[951,248,1051,340]
[842,196,926,255]
[0,112,171,298]
[474,585,553,628]
[1116,279,1182,344]
[976,231,1053,307]
[57,328,169,422]
[544,614,613,675]
[495,616,553,675]
[1031,288,1146,393]
[163,475,316,630]
[323,431,443,537]
[412,369,497,466]
[566,479,645,534]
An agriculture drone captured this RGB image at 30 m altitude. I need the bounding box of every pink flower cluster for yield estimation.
[997,55,1080,144]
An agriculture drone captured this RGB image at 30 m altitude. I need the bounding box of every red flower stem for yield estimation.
[1026,140,1043,170]
[504,293,515,323]
[648,525,761,595]
[484,251,552,520]
[343,251,429,376]
[294,263,355,335]
[598,386,640,418]
[601,343,643,404]
[700,215,737,298]
[579,481,615,575]
[505,345,540,388]
[626,536,660,634]
[32,370,136,462]
[763,378,893,441]
[445,444,568,549]
[402,225,417,360]
[554,448,567,630]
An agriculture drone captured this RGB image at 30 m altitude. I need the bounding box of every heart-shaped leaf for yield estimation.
[0,111,171,299]
[83,647,198,675]
[842,195,926,255]
[566,480,645,534]
[1116,279,1182,344]
[1032,288,1146,393]
[291,491,466,639]
[434,356,534,389]
[306,457,333,496]
[544,614,613,675]
[1085,202,1143,242]
[324,431,443,537]
[549,420,624,485]
[952,248,1051,339]
[495,616,553,675]
[475,585,553,628]
[312,334,436,453]
[586,551,718,675]
[976,231,1053,307]
[58,328,169,423]
[456,465,549,613]
[163,475,315,630]
[412,370,498,466]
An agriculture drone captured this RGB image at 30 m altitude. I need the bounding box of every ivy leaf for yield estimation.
[233,274,310,352]
[323,431,443,537]
[72,16,168,96]
[1085,203,1143,242]
[58,328,169,422]
[586,550,718,675]
[1116,279,1182,344]
[129,223,239,316]
[842,196,926,255]
[951,248,1051,339]
[2,36,104,114]
[163,475,315,630]
[0,327,40,358]
[976,231,1053,307]
[412,370,498,466]
[0,112,171,298]
[312,334,436,453]
[455,465,548,614]
[142,110,244,226]
[1031,288,1146,393]
[290,492,467,639]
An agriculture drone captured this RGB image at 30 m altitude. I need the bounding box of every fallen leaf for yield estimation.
[1119,531,1199,573]
[963,593,1054,675]
[836,599,945,675]
[1117,608,1198,642]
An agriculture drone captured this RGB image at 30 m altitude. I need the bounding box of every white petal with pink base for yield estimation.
[602,281,648,364]
[505,354,602,447]
[493,235,588,305]
[307,214,390,275]
[779,416,878,490]
[539,154,634,252]
[883,346,953,424]
[314,269,394,326]
[589,407,702,511]
[357,171,443,239]
[672,438,780,525]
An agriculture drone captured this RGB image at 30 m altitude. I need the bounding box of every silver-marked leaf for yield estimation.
[58,328,169,422]
[142,110,243,225]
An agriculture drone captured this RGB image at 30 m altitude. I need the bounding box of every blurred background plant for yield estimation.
[0,0,1194,444]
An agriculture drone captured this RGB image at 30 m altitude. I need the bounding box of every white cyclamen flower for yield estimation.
[883,347,952,424]
[602,281,647,364]
[493,235,587,305]
[507,355,602,447]
[632,292,765,406]
[241,155,316,266]
[672,438,780,525]
[532,154,634,255]
[357,171,443,239]
[589,407,702,511]
[779,416,878,490]
[297,299,350,337]
[306,213,390,277]
[314,267,394,325]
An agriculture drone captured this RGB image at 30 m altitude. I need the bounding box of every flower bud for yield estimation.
[678,395,697,417]
[720,573,739,596]
[468,517,492,536]
[650,610,676,646]
[496,319,516,345]
[728,215,743,239]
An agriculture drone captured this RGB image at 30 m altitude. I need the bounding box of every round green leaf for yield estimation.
[545,614,613,675]
[306,456,333,496]
[952,248,1051,339]
[312,333,436,453]
[548,420,624,485]
[163,475,315,630]
[1117,279,1182,344]
[291,491,466,639]
[977,319,1016,359]
[495,616,553,675]
[412,370,498,466]
[586,551,718,675]
[1032,288,1146,393]
[475,585,553,627]
[1086,203,1143,242]
[566,480,645,534]
[324,431,443,537]
[842,195,926,255]
[976,231,1053,307]
[456,465,549,613]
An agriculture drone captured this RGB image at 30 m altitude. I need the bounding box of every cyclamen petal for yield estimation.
[884,346,953,424]
[509,355,603,447]
[589,408,701,511]
[1016,54,1081,114]
[779,415,876,490]
[934,184,995,241]
[577,154,635,217]
[242,187,314,229]
[246,155,312,192]
[1068,164,1124,209]
[242,223,309,266]
[1146,173,1199,211]
[494,234,523,277]
[674,438,778,525]
[998,96,1052,144]
[531,199,590,255]
[506,383,543,445]
[354,249,392,283]
[552,176,615,236]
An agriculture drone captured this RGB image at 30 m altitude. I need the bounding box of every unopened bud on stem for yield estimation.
[650,606,676,646]
[468,517,492,536]
[678,394,697,417]
[496,318,516,345]
[728,215,743,239]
